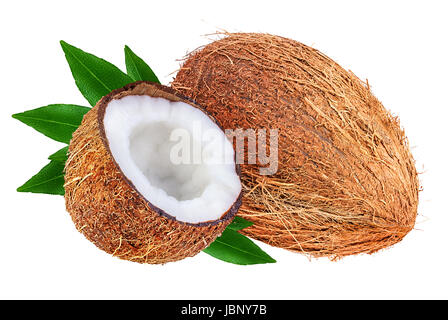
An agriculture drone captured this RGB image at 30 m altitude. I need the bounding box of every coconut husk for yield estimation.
[172,33,419,259]
[64,81,241,264]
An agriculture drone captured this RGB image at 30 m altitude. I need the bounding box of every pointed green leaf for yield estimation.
[48,146,69,162]
[203,229,276,265]
[124,45,160,83]
[226,216,253,231]
[60,41,133,106]
[17,161,65,195]
[12,104,90,143]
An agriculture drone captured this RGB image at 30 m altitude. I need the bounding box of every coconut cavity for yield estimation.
[104,95,241,224]
[64,82,242,264]
[129,122,205,200]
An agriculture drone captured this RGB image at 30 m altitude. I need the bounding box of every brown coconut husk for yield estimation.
[64,81,241,264]
[172,33,419,259]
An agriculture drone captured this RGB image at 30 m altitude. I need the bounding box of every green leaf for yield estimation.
[124,45,160,83]
[17,161,65,195]
[203,229,276,265]
[227,216,253,231]
[48,146,69,162]
[60,40,133,106]
[12,104,90,143]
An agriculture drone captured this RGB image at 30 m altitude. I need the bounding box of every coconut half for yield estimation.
[64,82,242,264]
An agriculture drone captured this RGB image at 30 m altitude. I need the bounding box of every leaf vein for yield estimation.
[213,238,268,259]
[65,50,112,93]
[13,115,80,128]
[18,174,64,191]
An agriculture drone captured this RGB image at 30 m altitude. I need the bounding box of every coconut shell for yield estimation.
[64,81,241,264]
[172,33,419,259]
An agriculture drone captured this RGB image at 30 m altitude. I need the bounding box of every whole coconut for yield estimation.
[172,33,419,259]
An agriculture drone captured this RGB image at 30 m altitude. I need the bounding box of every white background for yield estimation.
[1,0,447,299]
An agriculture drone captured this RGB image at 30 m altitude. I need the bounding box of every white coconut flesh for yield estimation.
[103,95,241,224]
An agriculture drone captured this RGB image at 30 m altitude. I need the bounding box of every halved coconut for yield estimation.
[64,82,242,264]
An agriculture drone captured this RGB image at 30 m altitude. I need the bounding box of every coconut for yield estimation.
[64,81,242,264]
[172,33,419,259]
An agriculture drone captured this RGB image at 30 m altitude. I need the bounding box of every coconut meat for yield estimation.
[103,95,241,224]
